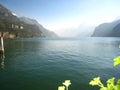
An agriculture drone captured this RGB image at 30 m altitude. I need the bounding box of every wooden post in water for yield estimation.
[0,32,5,59]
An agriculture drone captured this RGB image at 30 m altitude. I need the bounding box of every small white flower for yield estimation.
[62,80,71,87]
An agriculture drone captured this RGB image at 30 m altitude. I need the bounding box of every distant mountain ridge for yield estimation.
[92,20,120,37]
[20,17,57,37]
[110,23,120,37]
[0,3,57,38]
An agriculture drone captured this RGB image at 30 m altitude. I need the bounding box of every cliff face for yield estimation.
[0,3,44,38]
[0,3,57,38]
[92,20,120,37]
[110,23,120,37]
[19,17,58,37]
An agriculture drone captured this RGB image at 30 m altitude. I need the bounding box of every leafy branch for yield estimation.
[89,46,120,90]
[58,46,120,90]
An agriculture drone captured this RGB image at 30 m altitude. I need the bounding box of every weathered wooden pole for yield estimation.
[0,32,5,59]
[0,32,5,69]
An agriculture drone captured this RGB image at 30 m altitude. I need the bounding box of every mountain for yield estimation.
[110,23,120,37]
[92,20,120,37]
[0,3,45,38]
[0,3,57,38]
[19,17,58,37]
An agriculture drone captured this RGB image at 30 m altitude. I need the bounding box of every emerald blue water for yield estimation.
[0,37,120,90]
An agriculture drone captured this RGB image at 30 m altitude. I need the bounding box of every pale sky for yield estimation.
[0,0,120,36]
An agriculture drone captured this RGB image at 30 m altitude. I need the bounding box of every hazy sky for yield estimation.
[0,0,120,36]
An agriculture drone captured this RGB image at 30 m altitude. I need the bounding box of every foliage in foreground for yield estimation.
[89,77,120,90]
[58,47,120,90]
[89,54,120,90]
[58,80,71,90]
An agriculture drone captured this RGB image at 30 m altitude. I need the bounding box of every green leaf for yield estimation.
[89,77,104,87]
[100,87,107,90]
[117,79,120,85]
[107,78,115,90]
[114,56,120,67]
[58,86,65,90]
[115,79,120,90]
[107,77,115,84]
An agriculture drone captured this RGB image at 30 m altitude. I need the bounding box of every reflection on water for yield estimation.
[1,58,5,69]
[0,51,5,69]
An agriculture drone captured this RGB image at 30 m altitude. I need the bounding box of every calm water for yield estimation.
[0,37,120,90]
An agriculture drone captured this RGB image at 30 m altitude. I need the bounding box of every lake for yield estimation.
[0,37,120,90]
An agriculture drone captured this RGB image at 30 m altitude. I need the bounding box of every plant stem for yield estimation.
[66,86,68,90]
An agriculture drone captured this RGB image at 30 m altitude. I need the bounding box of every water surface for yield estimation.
[0,37,120,90]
